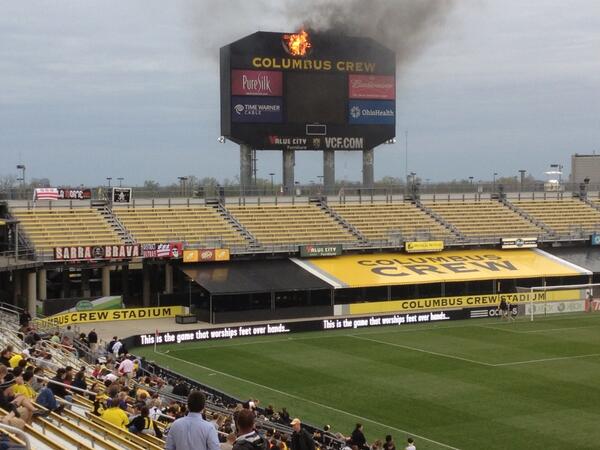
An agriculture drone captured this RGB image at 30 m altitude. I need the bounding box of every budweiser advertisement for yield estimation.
[349,74,395,100]
[141,243,183,259]
[183,248,230,263]
[231,70,282,96]
[54,244,141,261]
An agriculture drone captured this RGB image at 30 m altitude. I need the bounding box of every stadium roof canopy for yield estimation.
[546,247,600,273]
[183,259,333,295]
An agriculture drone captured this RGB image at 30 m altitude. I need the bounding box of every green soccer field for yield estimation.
[133,313,600,450]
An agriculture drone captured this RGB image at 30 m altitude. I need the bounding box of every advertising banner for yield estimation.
[292,249,591,288]
[231,96,283,123]
[38,306,185,327]
[300,244,342,258]
[348,100,395,125]
[524,300,586,316]
[346,289,581,315]
[231,70,282,96]
[405,241,444,253]
[58,188,92,200]
[183,248,230,263]
[54,244,141,261]
[591,233,600,246]
[501,237,538,249]
[112,187,132,204]
[137,309,466,346]
[349,74,395,99]
[142,243,183,259]
[33,188,59,201]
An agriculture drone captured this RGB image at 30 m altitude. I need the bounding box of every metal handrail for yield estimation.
[0,422,31,450]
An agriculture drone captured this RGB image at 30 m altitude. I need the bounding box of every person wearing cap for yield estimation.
[290,418,315,450]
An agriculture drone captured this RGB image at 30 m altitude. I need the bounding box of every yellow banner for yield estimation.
[303,249,588,288]
[37,306,185,327]
[349,290,581,314]
[405,241,444,253]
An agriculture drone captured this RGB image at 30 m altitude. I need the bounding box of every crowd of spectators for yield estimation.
[1,312,417,450]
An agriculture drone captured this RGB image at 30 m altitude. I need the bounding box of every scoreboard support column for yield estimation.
[363,148,374,188]
[323,150,335,195]
[240,144,253,195]
[283,149,295,194]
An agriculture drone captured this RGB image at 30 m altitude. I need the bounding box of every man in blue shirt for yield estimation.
[166,391,220,450]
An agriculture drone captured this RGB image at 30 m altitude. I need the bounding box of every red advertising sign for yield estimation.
[232,70,282,96]
[141,243,183,259]
[348,74,395,100]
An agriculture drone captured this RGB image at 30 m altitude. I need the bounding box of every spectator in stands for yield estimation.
[350,424,368,450]
[36,380,64,414]
[0,348,11,366]
[383,435,395,450]
[50,331,61,344]
[172,379,190,397]
[129,405,163,438]
[12,372,36,400]
[371,440,383,450]
[61,325,76,343]
[8,352,26,369]
[48,367,73,403]
[405,438,415,450]
[19,310,31,328]
[118,354,135,378]
[290,418,315,450]
[114,339,125,357]
[221,432,236,450]
[166,390,220,450]
[87,329,98,351]
[72,369,87,391]
[233,409,266,450]
[101,395,130,429]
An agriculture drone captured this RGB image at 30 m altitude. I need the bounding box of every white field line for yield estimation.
[349,333,600,368]
[156,350,461,450]
[493,353,600,367]
[347,335,494,367]
[521,325,600,333]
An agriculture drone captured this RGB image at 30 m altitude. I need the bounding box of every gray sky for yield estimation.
[2,0,600,186]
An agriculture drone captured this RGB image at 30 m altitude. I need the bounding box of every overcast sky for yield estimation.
[2,1,600,186]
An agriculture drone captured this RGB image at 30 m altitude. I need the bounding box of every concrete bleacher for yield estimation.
[511,198,600,236]
[226,204,358,245]
[10,206,123,251]
[112,206,247,247]
[424,199,543,239]
[329,201,453,243]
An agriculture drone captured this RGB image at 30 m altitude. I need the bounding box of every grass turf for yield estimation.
[133,312,600,450]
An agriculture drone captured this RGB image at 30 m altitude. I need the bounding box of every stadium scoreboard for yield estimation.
[220,31,396,151]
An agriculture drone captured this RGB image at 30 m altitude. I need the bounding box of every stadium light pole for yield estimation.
[518,169,526,192]
[493,172,498,193]
[178,176,188,197]
[16,165,25,188]
[106,177,112,188]
[269,173,275,194]
[117,177,124,187]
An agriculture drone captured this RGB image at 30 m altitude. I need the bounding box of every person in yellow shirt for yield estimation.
[8,353,24,369]
[101,396,130,429]
[12,372,36,400]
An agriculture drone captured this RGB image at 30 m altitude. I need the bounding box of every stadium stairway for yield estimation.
[501,197,554,236]
[414,200,465,241]
[95,201,136,244]
[313,198,368,244]
[207,199,259,248]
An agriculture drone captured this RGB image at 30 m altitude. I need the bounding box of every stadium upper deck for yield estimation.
[4,191,600,259]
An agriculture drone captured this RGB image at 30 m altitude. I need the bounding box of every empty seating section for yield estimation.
[330,202,452,242]
[227,204,357,245]
[10,207,122,251]
[113,206,247,246]
[425,200,542,238]
[511,199,600,235]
